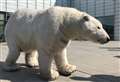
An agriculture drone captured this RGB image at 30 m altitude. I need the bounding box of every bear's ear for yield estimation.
[83,16,89,21]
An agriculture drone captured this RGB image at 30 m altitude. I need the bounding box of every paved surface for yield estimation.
[0,41,120,82]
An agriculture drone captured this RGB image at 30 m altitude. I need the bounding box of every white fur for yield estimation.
[3,6,110,80]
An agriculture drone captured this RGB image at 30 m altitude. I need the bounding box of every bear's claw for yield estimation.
[26,64,39,68]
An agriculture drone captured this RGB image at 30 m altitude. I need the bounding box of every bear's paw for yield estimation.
[58,64,77,76]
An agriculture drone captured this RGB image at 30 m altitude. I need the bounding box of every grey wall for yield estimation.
[72,0,114,17]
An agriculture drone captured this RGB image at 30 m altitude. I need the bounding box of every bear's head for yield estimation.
[78,13,110,44]
[62,11,110,44]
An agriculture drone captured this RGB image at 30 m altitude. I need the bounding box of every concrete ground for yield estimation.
[0,41,120,82]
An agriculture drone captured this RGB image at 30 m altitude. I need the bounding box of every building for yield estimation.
[0,0,120,40]
[72,0,120,40]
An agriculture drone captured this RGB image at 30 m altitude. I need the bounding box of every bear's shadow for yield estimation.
[99,46,120,51]
[70,75,120,82]
[0,62,120,82]
[0,62,49,82]
[99,46,120,58]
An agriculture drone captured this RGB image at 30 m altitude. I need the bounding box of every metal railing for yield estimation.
[0,11,11,42]
[0,0,72,12]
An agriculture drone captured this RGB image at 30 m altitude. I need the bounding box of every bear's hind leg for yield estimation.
[3,42,20,72]
[54,49,77,76]
[38,50,59,80]
[25,50,38,67]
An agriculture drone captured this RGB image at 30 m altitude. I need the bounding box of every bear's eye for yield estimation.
[83,16,89,21]
[97,27,100,29]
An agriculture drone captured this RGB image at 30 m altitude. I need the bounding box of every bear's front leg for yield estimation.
[38,50,59,80]
[54,49,77,76]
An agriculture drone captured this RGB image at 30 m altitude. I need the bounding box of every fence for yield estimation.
[0,0,115,17]
[0,0,72,12]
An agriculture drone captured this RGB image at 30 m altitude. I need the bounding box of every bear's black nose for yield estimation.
[107,37,110,42]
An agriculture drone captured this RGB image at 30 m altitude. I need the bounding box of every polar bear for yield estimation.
[3,6,110,80]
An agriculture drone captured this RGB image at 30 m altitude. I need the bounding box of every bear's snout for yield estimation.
[104,37,110,44]
[98,36,110,44]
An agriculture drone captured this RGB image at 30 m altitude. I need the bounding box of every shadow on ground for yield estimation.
[99,46,120,58]
[99,46,120,51]
[0,62,120,82]
[70,75,120,82]
[0,62,48,82]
